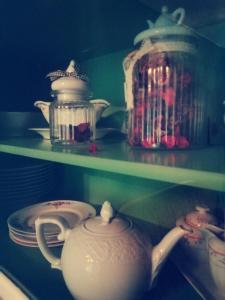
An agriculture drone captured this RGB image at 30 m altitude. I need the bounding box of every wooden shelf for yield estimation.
[0,137,224,192]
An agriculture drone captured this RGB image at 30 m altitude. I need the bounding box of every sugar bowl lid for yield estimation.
[46,60,91,97]
[83,201,132,235]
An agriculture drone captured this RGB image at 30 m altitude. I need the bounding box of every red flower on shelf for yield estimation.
[89,143,98,153]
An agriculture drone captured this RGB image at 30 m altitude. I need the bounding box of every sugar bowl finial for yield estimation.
[66,60,75,73]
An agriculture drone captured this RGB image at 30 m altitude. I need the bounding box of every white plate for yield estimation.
[0,267,36,299]
[9,231,63,248]
[172,248,223,300]
[0,270,30,300]
[29,127,122,140]
[9,227,58,239]
[28,128,50,139]
[7,200,96,235]
[95,128,121,139]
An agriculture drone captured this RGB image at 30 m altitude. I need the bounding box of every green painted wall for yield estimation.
[82,49,130,107]
[59,165,224,241]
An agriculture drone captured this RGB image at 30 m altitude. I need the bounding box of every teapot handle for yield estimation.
[35,216,71,270]
[172,8,185,25]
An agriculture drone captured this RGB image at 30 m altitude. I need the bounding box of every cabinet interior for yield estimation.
[0,1,224,299]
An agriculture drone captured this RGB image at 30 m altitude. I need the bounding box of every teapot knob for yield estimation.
[161,5,168,14]
[100,201,114,224]
[196,205,210,214]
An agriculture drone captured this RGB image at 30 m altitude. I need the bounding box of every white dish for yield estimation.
[9,231,63,248]
[8,200,96,235]
[172,247,224,300]
[28,128,50,139]
[0,270,29,300]
[95,128,121,139]
[29,127,122,140]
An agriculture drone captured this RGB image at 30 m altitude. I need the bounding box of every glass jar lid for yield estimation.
[134,6,196,45]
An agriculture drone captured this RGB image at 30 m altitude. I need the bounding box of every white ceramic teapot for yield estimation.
[35,201,188,300]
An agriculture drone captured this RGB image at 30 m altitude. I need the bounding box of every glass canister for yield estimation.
[47,60,95,145]
[123,6,206,149]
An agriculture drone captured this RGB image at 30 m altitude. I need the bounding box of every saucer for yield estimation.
[0,267,34,299]
[28,128,50,139]
[95,128,121,139]
[7,200,96,246]
[29,127,122,140]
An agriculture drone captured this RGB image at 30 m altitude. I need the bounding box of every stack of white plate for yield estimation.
[7,200,96,247]
[0,154,56,215]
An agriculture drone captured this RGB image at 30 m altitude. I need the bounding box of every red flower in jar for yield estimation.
[176,136,189,148]
[133,126,142,135]
[156,66,171,86]
[136,105,144,117]
[141,138,154,148]
[161,135,176,149]
[179,73,192,87]
[78,122,89,132]
[174,126,181,137]
[161,87,175,107]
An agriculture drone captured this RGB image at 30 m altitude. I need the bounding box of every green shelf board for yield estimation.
[0,137,224,192]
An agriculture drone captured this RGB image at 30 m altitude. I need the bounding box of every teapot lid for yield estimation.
[83,201,132,235]
[134,6,196,45]
[46,60,91,97]
[184,206,218,229]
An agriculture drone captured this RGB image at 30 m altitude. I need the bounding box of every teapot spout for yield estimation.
[150,226,186,287]
[34,100,50,123]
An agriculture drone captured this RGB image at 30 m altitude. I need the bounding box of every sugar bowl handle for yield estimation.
[35,216,71,270]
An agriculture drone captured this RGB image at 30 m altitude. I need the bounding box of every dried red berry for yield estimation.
[89,143,98,153]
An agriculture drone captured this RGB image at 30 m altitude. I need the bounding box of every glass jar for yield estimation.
[46,60,95,145]
[49,91,95,145]
[123,6,207,150]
